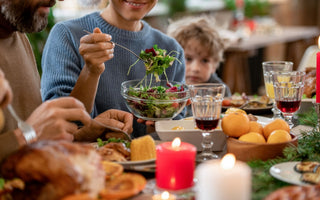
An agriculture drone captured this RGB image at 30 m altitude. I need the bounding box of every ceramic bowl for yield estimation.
[227,134,298,162]
[155,120,226,151]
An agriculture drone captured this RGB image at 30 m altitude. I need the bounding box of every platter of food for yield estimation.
[222,93,272,115]
[269,161,314,186]
[93,136,157,172]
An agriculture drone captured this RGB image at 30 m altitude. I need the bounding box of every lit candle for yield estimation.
[195,154,251,200]
[156,137,196,190]
[152,191,176,200]
[317,36,320,103]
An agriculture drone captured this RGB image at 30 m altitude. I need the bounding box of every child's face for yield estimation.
[184,39,219,85]
[109,0,157,22]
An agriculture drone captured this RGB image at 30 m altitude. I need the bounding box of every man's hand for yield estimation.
[26,97,91,141]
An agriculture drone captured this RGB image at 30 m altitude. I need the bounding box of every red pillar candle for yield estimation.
[317,36,320,103]
[156,138,196,191]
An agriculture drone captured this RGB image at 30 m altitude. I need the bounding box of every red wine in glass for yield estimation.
[276,100,301,113]
[195,118,219,130]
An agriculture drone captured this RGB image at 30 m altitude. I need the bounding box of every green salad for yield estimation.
[126,82,187,119]
[124,45,188,119]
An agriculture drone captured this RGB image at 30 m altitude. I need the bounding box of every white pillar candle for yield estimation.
[196,154,251,200]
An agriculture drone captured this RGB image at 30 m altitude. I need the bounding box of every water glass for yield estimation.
[262,61,293,119]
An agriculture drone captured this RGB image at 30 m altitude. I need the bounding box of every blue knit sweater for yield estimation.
[41,12,186,137]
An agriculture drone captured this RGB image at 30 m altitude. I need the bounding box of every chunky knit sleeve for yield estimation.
[41,22,84,101]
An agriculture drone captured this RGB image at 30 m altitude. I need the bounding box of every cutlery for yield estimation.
[83,30,145,62]
[90,118,131,141]
[7,104,37,143]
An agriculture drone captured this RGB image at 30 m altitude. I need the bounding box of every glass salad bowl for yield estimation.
[121,79,190,121]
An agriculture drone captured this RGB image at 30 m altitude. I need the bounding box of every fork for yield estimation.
[7,104,37,143]
[83,30,146,62]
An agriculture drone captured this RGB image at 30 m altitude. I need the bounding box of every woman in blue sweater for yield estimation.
[41,0,186,138]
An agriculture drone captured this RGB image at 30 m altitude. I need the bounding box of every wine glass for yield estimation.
[189,83,225,162]
[262,61,293,119]
[272,71,306,128]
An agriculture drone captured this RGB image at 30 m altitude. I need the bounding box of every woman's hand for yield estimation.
[94,109,134,134]
[79,27,114,75]
[74,109,133,142]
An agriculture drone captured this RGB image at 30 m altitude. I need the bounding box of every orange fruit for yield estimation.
[267,130,292,144]
[263,119,290,139]
[225,107,247,115]
[238,132,266,144]
[221,112,250,137]
[248,121,263,135]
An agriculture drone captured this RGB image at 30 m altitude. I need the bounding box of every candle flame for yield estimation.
[318,36,320,49]
[221,153,236,169]
[172,137,181,148]
[161,191,170,199]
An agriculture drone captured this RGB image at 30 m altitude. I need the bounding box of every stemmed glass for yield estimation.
[262,61,293,119]
[272,71,306,128]
[189,83,225,162]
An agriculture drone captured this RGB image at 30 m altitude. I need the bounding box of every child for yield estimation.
[167,16,231,116]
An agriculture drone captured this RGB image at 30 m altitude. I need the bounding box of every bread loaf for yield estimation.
[130,135,156,161]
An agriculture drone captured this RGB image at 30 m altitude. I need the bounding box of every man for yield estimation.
[0,0,133,162]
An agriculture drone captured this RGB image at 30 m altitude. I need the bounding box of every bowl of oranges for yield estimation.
[221,108,298,162]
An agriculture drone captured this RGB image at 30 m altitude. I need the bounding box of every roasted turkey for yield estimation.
[1,140,105,200]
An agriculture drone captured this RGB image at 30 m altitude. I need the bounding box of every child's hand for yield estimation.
[79,27,114,75]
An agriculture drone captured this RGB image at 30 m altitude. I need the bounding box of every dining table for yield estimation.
[125,106,319,200]
[221,26,319,94]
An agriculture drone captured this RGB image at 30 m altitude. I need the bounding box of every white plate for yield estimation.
[269,161,311,186]
[255,115,273,126]
[117,158,156,166]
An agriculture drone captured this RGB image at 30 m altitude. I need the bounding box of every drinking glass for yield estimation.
[272,71,306,128]
[189,83,225,162]
[262,61,293,119]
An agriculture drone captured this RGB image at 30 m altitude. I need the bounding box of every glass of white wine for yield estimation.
[262,61,293,119]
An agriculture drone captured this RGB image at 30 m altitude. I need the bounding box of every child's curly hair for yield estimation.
[167,15,225,63]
